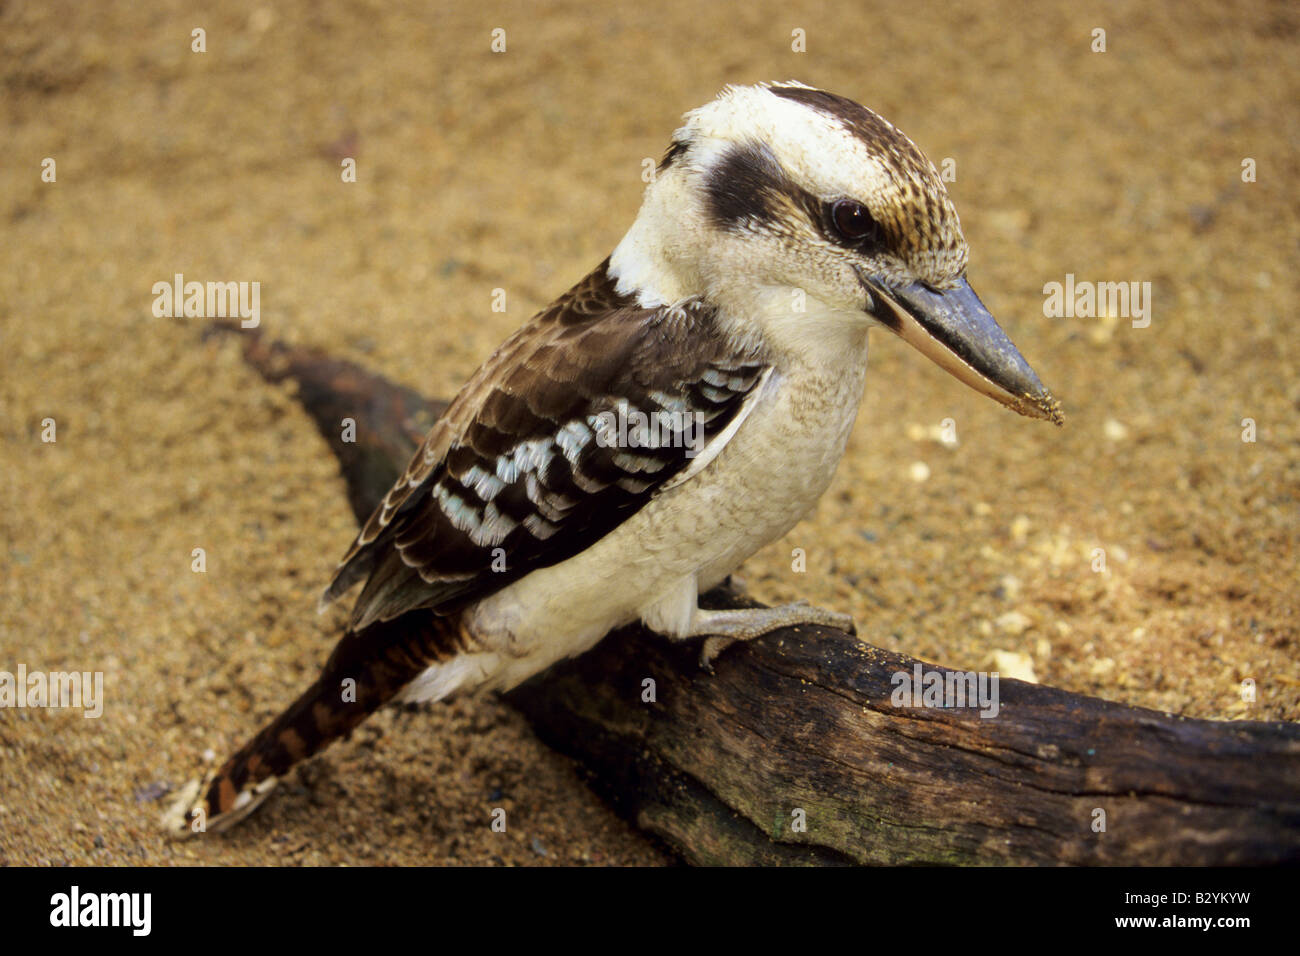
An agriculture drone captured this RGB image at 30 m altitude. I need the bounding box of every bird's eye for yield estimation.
[830,199,881,246]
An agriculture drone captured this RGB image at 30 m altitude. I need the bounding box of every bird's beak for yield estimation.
[865,275,1063,425]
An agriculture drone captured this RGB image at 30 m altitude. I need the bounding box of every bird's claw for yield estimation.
[698,636,734,671]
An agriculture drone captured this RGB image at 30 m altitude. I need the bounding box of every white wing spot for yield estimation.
[435,486,484,536]
[462,463,506,502]
[523,513,559,540]
[474,500,519,546]
[555,420,592,462]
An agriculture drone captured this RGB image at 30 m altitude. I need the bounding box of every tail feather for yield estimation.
[166,610,466,835]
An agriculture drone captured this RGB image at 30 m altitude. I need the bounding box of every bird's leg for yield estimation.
[681,601,856,670]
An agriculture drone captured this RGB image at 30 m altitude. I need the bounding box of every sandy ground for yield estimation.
[1,0,1296,866]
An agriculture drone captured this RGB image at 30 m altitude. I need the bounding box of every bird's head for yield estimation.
[609,82,1062,424]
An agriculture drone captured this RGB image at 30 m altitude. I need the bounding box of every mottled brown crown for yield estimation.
[766,84,968,283]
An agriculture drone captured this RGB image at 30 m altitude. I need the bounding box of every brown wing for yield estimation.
[322,260,770,631]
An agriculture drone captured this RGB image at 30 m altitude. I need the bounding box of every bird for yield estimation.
[167,80,1061,834]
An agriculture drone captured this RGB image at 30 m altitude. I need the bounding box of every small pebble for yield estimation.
[996,611,1032,636]
[991,649,1038,683]
[1090,658,1116,677]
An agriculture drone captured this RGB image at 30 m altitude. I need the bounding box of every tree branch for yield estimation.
[213,323,1300,865]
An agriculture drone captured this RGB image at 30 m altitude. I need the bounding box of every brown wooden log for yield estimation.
[210,323,1300,865]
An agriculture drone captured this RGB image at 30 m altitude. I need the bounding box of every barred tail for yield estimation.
[167,610,465,834]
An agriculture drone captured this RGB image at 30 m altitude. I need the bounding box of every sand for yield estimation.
[1,0,1296,866]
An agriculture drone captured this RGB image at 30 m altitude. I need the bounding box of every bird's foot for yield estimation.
[694,601,855,670]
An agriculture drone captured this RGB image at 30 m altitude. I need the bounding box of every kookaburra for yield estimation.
[171,81,1061,833]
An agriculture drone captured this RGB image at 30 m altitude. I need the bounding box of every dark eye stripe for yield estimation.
[703,141,787,229]
[703,138,894,258]
[703,140,826,234]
